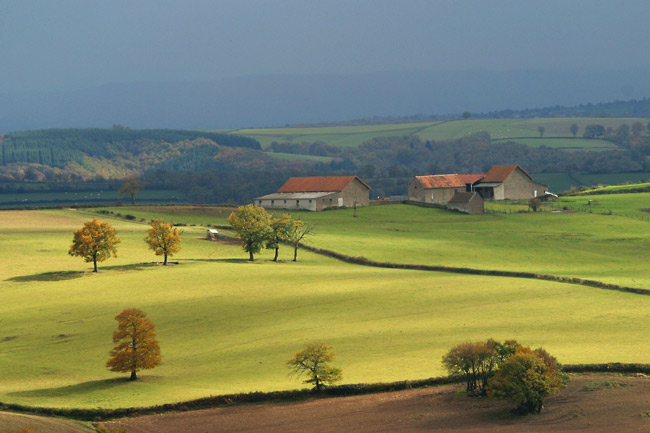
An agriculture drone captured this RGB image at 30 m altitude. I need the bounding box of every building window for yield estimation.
[309,200,312,203]
[296,200,300,205]
[284,200,287,204]
[271,200,274,204]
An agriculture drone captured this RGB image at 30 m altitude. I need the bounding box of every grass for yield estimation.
[0,411,95,432]
[495,137,617,151]
[1,205,650,410]
[0,189,184,207]
[221,118,649,154]
[572,182,650,194]
[533,172,650,193]
[555,192,650,219]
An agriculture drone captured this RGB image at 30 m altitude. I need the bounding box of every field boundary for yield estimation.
[1,364,648,421]
[299,244,650,296]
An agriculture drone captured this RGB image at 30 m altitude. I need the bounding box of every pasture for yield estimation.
[1,205,649,411]
[226,117,647,152]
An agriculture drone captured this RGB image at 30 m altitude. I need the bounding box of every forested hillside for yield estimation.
[2,123,650,204]
[0,128,261,181]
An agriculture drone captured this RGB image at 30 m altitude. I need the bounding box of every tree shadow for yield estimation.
[6,271,84,282]
[183,258,251,264]
[101,262,160,272]
[7,376,163,398]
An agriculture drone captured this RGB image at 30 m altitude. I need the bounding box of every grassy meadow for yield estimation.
[225,117,648,152]
[1,205,650,410]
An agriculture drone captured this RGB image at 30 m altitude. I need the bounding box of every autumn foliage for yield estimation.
[106,308,162,381]
[144,219,183,265]
[442,339,519,394]
[68,218,121,272]
[487,346,565,414]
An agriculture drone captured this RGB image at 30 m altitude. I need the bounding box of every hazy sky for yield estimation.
[1,0,649,93]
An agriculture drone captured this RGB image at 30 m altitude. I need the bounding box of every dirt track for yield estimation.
[106,373,650,432]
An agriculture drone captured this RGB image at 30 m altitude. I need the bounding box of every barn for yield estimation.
[474,165,548,200]
[255,176,371,212]
[407,173,484,205]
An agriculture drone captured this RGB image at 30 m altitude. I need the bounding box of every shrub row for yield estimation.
[0,375,462,421]
[4,364,650,421]
[563,363,650,374]
[299,245,650,296]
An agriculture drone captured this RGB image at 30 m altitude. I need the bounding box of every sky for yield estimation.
[2,0,650,93]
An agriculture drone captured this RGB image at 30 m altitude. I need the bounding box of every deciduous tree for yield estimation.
[442,339,520,393]
[287,342,342,391]
[145,219,183,265]
[118,177,142,205]
[106,308,162,381]
[487,346,564,414]
[537,126,545,137]
[570,123,579,138]
[228,204,273,261]
[68,218,121,272]
[266,214,294,262]
[286,219,313,262]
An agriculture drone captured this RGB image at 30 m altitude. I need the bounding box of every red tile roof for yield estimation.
[415,174,465,189]
[481,165,532,183]
[457,173,485,184]
[277,176,370,193]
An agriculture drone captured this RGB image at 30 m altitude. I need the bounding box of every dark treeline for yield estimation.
[481,97,650,119]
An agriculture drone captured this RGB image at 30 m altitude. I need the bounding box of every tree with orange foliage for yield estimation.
[69,218,121,272]
[144,219,183,265]
[106,308,162,381]
[487,346,565,414]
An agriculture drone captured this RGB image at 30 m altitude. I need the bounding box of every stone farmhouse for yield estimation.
[255,176,370,212]
[473,165,548,200]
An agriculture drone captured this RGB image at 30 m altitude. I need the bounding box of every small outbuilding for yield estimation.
[446,192,484,214]
[255,176,371,211]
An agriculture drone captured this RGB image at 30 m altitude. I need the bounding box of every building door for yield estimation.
[338,197,343,207]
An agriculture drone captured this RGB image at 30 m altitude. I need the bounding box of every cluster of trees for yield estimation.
[580,121,648,148]
[228,204,312,261]
[442,339,565,414]
[68,218,182,271]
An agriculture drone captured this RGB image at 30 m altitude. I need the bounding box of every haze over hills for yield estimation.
[2,68,650,132]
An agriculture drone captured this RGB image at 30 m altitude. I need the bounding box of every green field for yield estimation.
[533,172,650,193]
[222,117,648,152]
[0,189,185,207]
[227,122,437,149]
[1,205,649,410]
[555,192,650,219]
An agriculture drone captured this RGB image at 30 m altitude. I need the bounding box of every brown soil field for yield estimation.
[105,373,650,433]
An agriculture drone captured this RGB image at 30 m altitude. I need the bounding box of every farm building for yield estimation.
[474,165,548,200]
[255,176,371,212]
[407,173,483,204]
[446,192,484,214]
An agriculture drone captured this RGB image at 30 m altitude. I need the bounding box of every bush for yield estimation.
[487,346,565,414]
